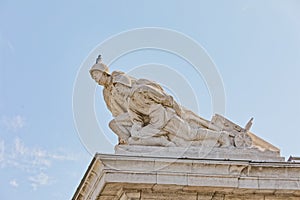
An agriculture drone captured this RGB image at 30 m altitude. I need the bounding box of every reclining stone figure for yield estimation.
[90,55,249,148]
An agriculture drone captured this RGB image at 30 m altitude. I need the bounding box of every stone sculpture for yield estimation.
[90,55,253,148]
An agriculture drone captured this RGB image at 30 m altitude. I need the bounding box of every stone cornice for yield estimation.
[73,154,300,199]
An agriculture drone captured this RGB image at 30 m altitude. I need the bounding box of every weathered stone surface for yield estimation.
[115,145,284,161]
[89,56,279,152]
[73,154,300,200]
[74,56,300,200]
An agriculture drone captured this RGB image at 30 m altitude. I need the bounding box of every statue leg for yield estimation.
[109,113,132,144]
[128,136,175,147]
[163,115,232,147]
[163,115,200,140]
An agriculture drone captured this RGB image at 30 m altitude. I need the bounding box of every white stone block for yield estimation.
[105,172,156,184]
[238,177,259,189]
[156,173,188,185]
[188,175,238,187]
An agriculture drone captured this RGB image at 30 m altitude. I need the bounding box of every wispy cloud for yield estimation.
[14,137,27,155]
[0,137,84,190]
[29,172,53,190]
[9,179,19,188]
[1,115,25,132]
[4,137,80,172]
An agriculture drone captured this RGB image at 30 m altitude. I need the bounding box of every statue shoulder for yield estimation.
[111,71,136,87]
[135,78,164,91]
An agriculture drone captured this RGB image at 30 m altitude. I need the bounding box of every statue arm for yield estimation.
[128,109,144,138]
[134,85,174,107]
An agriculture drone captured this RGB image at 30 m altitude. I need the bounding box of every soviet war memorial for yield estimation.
[72,56,300,200]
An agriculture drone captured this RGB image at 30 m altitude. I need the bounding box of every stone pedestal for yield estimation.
[73,152,300,200]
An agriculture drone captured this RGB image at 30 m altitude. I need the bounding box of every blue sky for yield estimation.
[1,0,300,199]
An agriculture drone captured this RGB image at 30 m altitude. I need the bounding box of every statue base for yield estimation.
[73,153,300,199]
[115,145,284,162]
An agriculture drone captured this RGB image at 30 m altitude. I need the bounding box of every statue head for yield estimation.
[90,55,110,86]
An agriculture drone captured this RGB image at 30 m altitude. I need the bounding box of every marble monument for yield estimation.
[72,56,300,200]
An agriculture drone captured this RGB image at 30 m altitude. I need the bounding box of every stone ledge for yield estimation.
[73,154,300,200]
[115,145,285,161]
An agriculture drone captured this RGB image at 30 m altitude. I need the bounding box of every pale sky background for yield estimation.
[1,1,300,199]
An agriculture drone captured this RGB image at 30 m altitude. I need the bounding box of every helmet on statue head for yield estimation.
[89,55,109,76]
